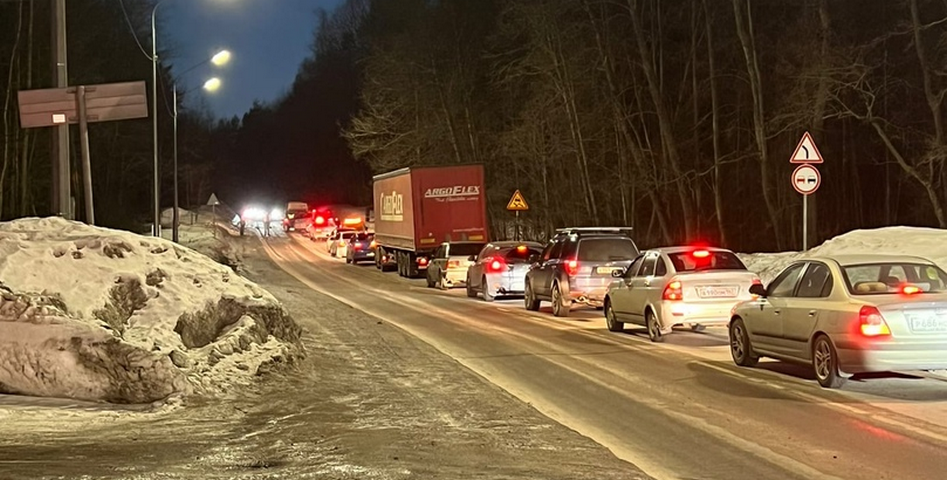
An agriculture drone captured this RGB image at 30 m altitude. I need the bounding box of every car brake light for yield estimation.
[663,280,683,301]
[693,250,710,258]
[354,242,363,251]
[859,306,891,337]
[369,240,376,249]
[315,216,325,225]
[516,245,528,253]
[902,285,922,295]
[488,258,506,272]
[565,259,579,276]
[417,257,428,266]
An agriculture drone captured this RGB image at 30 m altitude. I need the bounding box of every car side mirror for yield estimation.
[611,269,625,278]
[468,254,477,261]
[749,283,766,297]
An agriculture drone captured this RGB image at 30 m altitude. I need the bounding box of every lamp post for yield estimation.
[172,76,223,243]
[151,1,166,237]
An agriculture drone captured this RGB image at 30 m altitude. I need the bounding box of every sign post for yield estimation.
[207,193,221,239]
[506,190,529,241]
[790,131,824,251]
[17,81,148,226]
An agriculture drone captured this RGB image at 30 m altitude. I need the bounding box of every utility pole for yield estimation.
[51,0,71,219]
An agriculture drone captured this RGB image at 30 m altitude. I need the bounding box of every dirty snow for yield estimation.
[0,217,302,404]
[741,226,947,284]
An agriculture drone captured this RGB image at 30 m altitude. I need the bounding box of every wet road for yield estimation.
[263,234,947,480]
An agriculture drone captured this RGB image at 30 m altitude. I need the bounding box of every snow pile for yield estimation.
[0,217,302,404]
[742,227,947,284]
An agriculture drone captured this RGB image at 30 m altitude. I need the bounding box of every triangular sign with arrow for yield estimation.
[206,193,221,206]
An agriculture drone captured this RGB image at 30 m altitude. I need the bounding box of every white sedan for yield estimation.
[730,254,947,388]
[465,241,543,301]
[604,247,761,342]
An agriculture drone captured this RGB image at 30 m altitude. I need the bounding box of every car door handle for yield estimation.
[774,309,781,315]
[643,280,651,287]
[808,310,817,317]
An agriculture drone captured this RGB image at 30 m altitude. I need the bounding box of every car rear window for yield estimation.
[502,246,543,263]
[577,238,638,262]
[844,263,947,294]
[449,244,485,257]
[668,251,746,272]
[355,233,372,241]
[341,231,358,239]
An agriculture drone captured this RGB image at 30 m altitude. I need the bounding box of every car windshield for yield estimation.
[668,251,746,272]
[577,238,638,262]
[502,246,542,263]
[843,262,947,294]
[449,244,485,257]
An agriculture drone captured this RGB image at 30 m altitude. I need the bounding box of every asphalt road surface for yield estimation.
[264,233,947,480]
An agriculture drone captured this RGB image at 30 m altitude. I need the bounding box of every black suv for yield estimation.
[525,228,639,317]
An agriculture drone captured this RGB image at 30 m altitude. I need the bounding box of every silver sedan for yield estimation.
[730,254,947,388]
[466,241,543,301]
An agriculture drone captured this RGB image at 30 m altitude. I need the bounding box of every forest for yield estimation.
[3,0,947,252]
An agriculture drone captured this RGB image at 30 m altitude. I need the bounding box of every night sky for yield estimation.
[162,0,344,120]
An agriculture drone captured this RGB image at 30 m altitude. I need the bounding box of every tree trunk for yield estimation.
[731,0,783,249]
[19,0,35,217]
[626,0,695,240]
[701,0,727,245]
[1,0,25,219]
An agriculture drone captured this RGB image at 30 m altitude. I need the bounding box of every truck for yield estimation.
[373,165,489,278]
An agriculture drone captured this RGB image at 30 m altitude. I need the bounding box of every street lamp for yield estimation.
[170,52,229,244]
[152,0,229,237]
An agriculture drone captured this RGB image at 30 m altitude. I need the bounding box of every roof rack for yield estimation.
[555,227,634,235]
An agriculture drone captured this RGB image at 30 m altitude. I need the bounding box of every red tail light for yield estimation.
[663,280,683,301]
[315,216,325,225]
[859,306,891,337]
[353,242,363,251]
[565,259,579,276]
[417,257,428,266]
[488,258,507,272]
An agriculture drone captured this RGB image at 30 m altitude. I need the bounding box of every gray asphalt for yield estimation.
[266,234,947,480]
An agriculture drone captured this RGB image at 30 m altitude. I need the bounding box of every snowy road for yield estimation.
[265,233,947,480]
[0,233,646,480]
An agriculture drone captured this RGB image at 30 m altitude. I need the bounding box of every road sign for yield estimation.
[792,164,821,195]
[206,193,221,206]
[790,131,824,164]
[17,81,148,129]
[507,190,529,211]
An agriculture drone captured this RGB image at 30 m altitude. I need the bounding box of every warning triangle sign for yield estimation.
[206,193,221,206]
[506,190,529,211]
[790,131,824,164]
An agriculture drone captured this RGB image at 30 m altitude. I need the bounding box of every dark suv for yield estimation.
[525,228,639,317]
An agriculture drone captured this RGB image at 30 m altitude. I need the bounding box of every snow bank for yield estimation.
[742,227,947,284]
[0,217,302,404]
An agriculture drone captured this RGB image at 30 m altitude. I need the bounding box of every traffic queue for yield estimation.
[267,163,947,391]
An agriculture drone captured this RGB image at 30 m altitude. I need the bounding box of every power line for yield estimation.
[118,0,154,61]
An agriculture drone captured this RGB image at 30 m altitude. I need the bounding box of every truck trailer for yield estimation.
[372,165,489,278]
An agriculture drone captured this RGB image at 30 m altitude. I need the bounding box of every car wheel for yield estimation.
[524,281,540,311]
[729,318,759,367]
[482,276,495,302]
[466,275,477,298]
[813,335,845,389]
[605,300,624,332]
[551,282,570,317]
[346,257,352,264]
[646,310,664,343]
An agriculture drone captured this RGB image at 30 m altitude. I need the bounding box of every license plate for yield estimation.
[596,266,620,275]
[697,286,738,298]
[367,252,375,257]
[908,313,947,333]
